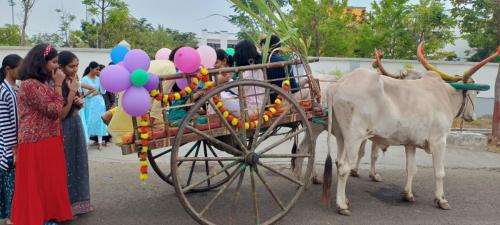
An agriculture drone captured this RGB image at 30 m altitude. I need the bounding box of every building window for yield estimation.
[207,42,221,50]
[227,43,235,49]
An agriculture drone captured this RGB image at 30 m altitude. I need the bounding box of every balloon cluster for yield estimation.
[101,46,159,117]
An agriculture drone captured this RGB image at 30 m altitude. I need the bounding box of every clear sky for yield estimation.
[0,0,448,36]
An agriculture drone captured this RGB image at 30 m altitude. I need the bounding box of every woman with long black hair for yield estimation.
[11,43,73,225]
[82,61,108,150]
[58,51,92,216]
[0,54,22,225]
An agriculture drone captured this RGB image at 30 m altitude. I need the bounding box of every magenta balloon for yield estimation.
[197,45,217,69]
[100,65,131,93]
[123,49,151,72]
[174,47,201,73]
[155,48,171,60]
[144,73,159,91]
[122,86,151,117]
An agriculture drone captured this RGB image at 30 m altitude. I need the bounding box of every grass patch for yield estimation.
[452,118,492,129]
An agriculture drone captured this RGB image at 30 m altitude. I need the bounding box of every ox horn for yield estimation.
[462,46,500,83]
[417,42,462,82]
[373,48,401,79]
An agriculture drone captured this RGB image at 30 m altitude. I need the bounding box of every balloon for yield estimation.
[148,60,176,75]
[225,48,235,57]
[100,65,131,93]
[110,45,129,64]
[175,78,189,90]
[118,61,125,66]
[123,49,151,72]
[155,48,171,60]
[122,86,151,117]
[197,45,217,69]
[144,73,159,91]
[174,47,201,73]
[130,69,149,87]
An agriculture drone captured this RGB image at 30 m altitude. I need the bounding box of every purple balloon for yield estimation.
[175,78,189,90]
[123,49,151,72]
[174,47,201,73]
[122,86,151,117]
[100,65,131,93]
[144,73,159,91]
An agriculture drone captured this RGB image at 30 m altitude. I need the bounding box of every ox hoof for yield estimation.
[401,192,416,202]
[369,173,383,182]
[337,209,351,216]
[350,169,360,177]
[434,198,451,210]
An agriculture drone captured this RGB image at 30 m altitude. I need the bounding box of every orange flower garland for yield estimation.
[148,67,292,130]
[138,115,149,181]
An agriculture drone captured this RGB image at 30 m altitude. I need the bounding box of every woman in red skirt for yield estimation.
[11,44,73,225]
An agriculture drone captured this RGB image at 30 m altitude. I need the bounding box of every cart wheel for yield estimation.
[171,80,315,225]
[148,140,232,192]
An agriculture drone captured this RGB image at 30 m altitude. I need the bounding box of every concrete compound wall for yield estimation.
[1,46,498,116]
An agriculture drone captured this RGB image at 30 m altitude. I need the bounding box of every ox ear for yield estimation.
[448,82,490,91]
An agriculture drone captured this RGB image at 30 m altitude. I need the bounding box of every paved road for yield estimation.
[63,132,500,225]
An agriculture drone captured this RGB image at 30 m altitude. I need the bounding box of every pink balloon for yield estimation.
[123,49,151,72]
[174,47,201,73]
[197,45,217,69]
[155,48,171,60]
[100,65,131,93]
[122,86,151,117]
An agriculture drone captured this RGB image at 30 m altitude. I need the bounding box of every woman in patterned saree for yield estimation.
[58,51,92,216]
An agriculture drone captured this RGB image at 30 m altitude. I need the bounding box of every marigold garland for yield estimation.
[138,114,149,181]
[140,67,295,180]
[148,67,292,130]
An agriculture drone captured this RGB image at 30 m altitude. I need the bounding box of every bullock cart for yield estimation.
[119,56,324,225]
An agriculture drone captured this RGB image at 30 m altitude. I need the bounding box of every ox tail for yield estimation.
[321,92,334,208]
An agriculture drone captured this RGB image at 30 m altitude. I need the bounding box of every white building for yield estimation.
[197,29,238,50]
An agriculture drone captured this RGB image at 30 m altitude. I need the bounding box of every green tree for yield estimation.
[407,0,456,59]
[451,0,500,61]
[0,24,21,45]
[228,0,288,42]
[30,32,64,46]
[356,0,455,59]
[19,0,36,46]
[82,0,126,48]
[55,8,76,47]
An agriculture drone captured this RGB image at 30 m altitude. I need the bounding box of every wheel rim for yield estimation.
[147,140,232,192]
[171,80,315,225]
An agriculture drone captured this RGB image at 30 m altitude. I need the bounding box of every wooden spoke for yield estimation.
[256,127,307,155]
[186,125,242,156]
[177,157,243,162]
[206,143,231,177]
[258,162,303,186]
[203,142,210,186]
[208,101,248,152]
[230,165,246,225]
[181,161,239,193]
[250,167,260,225]
[255,106,291,147]
[152,148,172,159]
[186,144,201,187]
[255,166,285,211]
[251,88,270,151]
[199,167,243,217]
[259,154,311,159]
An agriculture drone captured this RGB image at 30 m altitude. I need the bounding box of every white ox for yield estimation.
[322,43,499,215]
[296,49,425,184]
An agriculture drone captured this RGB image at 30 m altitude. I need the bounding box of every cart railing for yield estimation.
[120,57,321,155]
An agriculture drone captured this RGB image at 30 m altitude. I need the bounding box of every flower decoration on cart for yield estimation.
[100,44,292,181]
[101,46,160,181]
